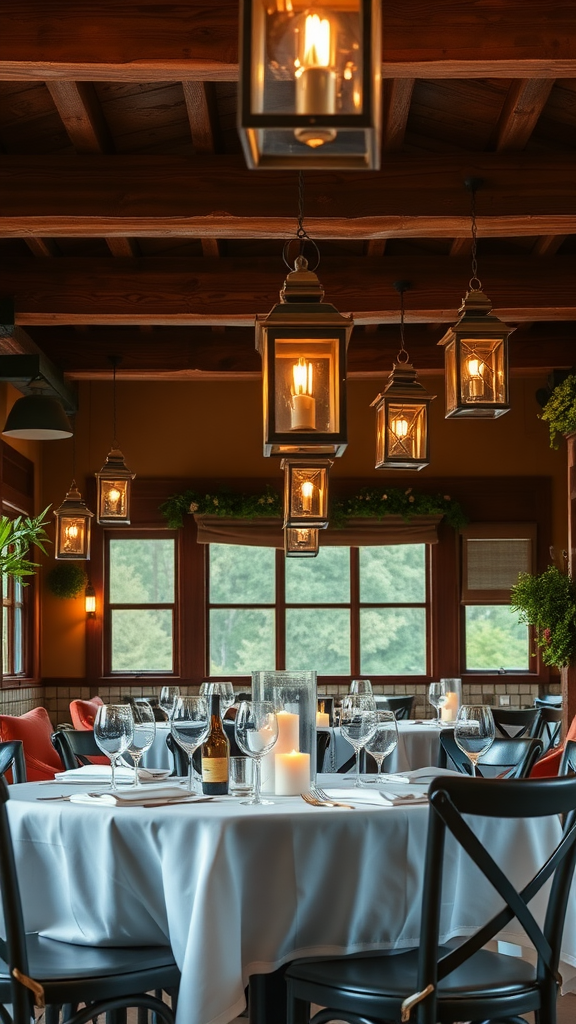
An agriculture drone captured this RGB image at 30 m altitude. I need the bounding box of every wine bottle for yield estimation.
[201,693,230,795]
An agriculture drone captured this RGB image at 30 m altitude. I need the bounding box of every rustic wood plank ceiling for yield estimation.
[0,1,575,380]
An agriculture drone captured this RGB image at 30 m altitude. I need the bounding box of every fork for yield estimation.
[301,791,354,809]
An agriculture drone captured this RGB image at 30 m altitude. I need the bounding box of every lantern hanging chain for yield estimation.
[395,282,410,364]
[112,360,118,449]
[282,171,320,271]
[469,184,482,292]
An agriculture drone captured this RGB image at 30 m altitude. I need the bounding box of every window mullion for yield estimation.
[350,547,360,676]
[276,547,286,670]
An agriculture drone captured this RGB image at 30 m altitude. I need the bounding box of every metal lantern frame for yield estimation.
[283,458,332,529]
[53,481,94,560]
[284,527,320,557]
[256,256,353,457]
[238,0,382,170]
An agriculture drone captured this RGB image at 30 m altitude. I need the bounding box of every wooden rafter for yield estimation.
[382,79,414,152]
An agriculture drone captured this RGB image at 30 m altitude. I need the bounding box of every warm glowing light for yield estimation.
[391,416,409,438]
[303,14,331,68]
[65,523,79,540]
[301,480,315,511]
[292,357,314,396]
[465,355,485,399]
[467,357,481,377]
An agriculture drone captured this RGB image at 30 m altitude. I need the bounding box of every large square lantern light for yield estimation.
[283,458,331,529]
[438,289,513,419]
[238,0,381,169]
[256,256,353,457]
[53,481,94,560]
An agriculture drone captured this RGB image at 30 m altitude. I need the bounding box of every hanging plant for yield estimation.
[46,561,89,599]
[540,373,576,449]
[510,565,576,668]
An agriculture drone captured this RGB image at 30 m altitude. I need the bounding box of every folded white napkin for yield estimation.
[323,789,387,807]
[55,764,172,784]
[379,791,429,807]
[69,785,195,806]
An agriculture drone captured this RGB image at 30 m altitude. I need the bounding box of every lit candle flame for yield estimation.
[303,13,331,68]
[301,480,315,512]
[292,357,314,397]
[391,416,409,438]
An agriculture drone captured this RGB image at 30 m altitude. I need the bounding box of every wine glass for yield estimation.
[349,679,373,695]
[454,704,496,777]
[234,701,279,806]
[159,685,180,720]
[200,682,236,714]
[364,710,399,782]
[428,681,448,726]
[170,696,210,792]
[126,701,156,787]
[340,694,378,788]
[94,704,134,791]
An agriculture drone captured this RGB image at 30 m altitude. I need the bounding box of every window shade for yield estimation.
[194,515,442,548]
[461,523,536,604]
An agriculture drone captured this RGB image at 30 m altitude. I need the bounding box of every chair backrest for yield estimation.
[51,729,108,770]
[69,696,104,730]
[414,775,576,1024]
[491,706,540,739]
[316,730,331,772]
[0,740,27,784]
[0,776,36,1022]
[440,731,544,779]
[533,706,563,755]
[0,707,63,781]
[123,695,168,722]
[380,695,415,720]
[559,739,576,777]
[535,695,563,708]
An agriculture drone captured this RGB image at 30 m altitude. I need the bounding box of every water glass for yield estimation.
[428,681,449,725]
[170,696,210,792]
[340,694,378,788]
[234,701,279,805]
[127,701,156,786]
[229,756,253,797]
[159,685,180,720]
[364,710,399,781]
[349,679,373,696]
[454,704,496,776]
[94,704,134,791]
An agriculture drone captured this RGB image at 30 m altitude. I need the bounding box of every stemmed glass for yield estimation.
[234,701,279,806]
[349,679,373,695]
[126,701,156,787]
[94,704,134,792]
[200,682,236,714]
[428,681,448,726]
[340,694,378,788]
[363,710,399,782]
[454,704,496,777]
[170,696,210,792]
[159,686,180,720]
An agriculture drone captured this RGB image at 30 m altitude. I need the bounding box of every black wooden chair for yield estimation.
[379,695,414,720]
[51,729,103,770]
[533,706,563,755]
[0,740,27,784]
[559,739,576,777]
[285,774,576,1024]
[491,706,540,739]
[316,730,331,773]
[0,776,179,1024]
[440,731,544,779]
[535,695,563,709]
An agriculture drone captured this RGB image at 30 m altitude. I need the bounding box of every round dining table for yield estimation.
[6,775,576,1024]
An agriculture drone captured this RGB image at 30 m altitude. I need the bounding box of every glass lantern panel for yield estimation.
[253,0,364,123]
[459,337,507,405]
[385,402,427,462]
[444,338,457,414]
[289,467,328,519]
[57,517,87,558]
[273,337,338,434]
[99,479,129,520]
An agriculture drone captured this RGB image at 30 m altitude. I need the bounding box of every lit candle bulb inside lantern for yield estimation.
[294,13,337,148]
[301,480,315,513]
[290,357,316,430]
[105,484,123,515]
[466,356,484,400]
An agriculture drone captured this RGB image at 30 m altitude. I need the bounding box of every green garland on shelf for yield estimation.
[160,485,466,531]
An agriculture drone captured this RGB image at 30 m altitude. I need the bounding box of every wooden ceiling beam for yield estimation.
[3,154,576,240]
[494,78,555,151]
[382,79,414,152]
[182,82,219,153]
[4,255,576,326]
[2,2,576,80]
[24,238,60,258]
[46,81,114,154]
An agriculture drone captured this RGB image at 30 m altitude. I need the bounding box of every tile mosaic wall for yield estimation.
[0,688,44,717]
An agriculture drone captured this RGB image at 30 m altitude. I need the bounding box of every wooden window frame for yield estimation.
[1,442,37,688]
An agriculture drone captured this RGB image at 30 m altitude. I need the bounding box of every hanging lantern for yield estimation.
[371,282,435,470]
[238,0,381,170]
[53,481,94,560]
[256,255,353,457]
[438,289,513,419]
[283,458,331,528]
[439,178,513,419]
[285,527,320,557]
[95,447,135,525]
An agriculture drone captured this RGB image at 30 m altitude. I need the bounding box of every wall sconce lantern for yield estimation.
[96,358,135,524]
[438,179,513,419]
[283,458,332,529]
[238,0,381,170]
[284,527,320,557]
[53,481,94,560]
[256,255,353,457]
[371,283,435,470]
[85,581,96,617]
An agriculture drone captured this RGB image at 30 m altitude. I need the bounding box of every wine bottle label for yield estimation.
[202,757,228,783]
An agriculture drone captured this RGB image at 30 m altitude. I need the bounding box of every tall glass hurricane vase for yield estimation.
[94,704,134,792]
[252,670,317,794]
[340,694,378,788]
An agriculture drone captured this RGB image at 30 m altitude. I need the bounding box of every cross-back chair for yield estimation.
[533,706,563,756]
[559,739,576,777]
[440,731,544,779]
[0,777,180,1024]
[491,706,540,739]
[286,774,576,1024]
[0,741,27,785]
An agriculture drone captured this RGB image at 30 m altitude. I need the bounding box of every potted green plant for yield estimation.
[46,561,88,599]
[540,373,576,449]
[0,508,51,581]
[510,565,576,668]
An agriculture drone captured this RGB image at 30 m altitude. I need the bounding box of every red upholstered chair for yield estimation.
[69,695,104,730]
[0,707,63,781]
[530,713,576,777]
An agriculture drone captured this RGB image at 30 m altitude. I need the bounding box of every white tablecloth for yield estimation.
[6,777,576,1024]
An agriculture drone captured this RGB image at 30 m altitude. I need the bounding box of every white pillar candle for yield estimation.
[262,710,300,793]
[291,394,316,430]
[316,711,330,727]
[441,691,459,723]
[275,750,311,796]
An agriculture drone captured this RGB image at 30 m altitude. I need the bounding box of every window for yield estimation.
[106,536,176,674]
[1,443,36,685]
[2,573,25,677]
[207,543,430,677]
